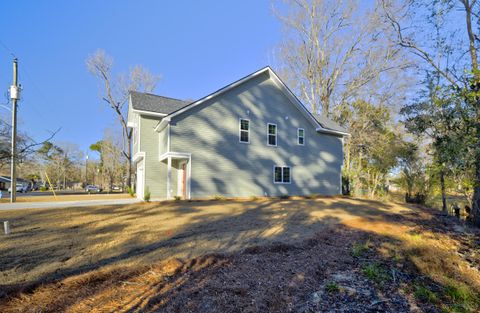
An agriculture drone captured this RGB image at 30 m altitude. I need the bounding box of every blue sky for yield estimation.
[0,1,281,154]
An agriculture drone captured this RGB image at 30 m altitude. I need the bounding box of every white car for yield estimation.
[8,184,27,193]
[85,185,102,193]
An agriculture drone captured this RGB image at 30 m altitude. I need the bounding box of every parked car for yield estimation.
[85,185,102,193]
[112,185,122,192]
[8,184,28,193]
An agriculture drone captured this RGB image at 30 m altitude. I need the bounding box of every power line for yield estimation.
[0,39,15,58]
[0,40,60,144]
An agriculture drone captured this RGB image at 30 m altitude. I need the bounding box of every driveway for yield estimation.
[0,198,141,210]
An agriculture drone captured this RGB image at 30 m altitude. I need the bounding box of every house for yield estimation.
[127,67,349,200]
[0,176,10,191]
[0,176,30,191]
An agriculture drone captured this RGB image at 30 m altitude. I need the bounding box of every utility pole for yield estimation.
[10,58,19,203]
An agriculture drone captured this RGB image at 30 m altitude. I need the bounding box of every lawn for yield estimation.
[0,197,479,312]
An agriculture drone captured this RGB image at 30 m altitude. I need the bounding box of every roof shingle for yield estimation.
[130,91,190,115]
[311,113,348,134]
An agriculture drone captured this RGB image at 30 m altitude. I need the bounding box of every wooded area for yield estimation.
[276,0,480,225]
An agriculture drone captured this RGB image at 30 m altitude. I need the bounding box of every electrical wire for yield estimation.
[0,39,15,58]
[0,39,60,139]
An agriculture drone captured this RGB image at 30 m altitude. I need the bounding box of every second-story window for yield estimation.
[267,123,277,146]
[298,128,305,145]
[239,119,250,143]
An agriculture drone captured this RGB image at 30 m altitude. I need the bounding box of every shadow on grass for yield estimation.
[0,197,479,312]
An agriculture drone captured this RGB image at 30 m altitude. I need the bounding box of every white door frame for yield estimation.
[136,158,145,200]
[163,152,191,200]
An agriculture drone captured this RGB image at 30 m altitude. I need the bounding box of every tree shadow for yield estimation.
[0,198,479,312]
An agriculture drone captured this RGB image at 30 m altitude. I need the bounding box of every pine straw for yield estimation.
[1,200,479,312]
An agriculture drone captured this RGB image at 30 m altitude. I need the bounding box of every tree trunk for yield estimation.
[440,169,447,214]
[472,123,480,225]
[463,0,479,72]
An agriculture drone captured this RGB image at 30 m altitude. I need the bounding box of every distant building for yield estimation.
[0,176,30,191]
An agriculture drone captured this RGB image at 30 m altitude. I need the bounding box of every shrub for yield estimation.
[362,263,390,284]
[144,187,151,202]
[414,285,438,303]
[212,195,226,201]
[444,282,477,308]
[39,186,47,192]
[249,195,259,200]
[351,240,370,257]
[405,193,426,205]
[325,281,340,293]
[127,186,135,197]
[279,194,290,199]
[174,195,181,201]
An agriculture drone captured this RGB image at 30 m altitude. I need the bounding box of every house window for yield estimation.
[267,123,277,146]
[274,166,291,184]
[297,128,305,145]
[239,119,250,143]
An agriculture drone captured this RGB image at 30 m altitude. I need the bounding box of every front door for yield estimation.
[181,162,187,198]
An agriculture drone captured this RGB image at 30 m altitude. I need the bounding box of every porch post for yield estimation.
[167,156,172,199]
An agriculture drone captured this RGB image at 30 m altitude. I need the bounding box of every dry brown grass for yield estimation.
[0,196,479,312]
[0,193,130,203]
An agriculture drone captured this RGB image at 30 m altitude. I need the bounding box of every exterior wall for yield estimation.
[139,116,167,198]
[133,113,140,155]
[169,71,343,198]
[158,125,168,156]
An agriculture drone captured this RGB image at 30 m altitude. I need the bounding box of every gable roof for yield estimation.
[130,91,190,115]
[134,66,349,137]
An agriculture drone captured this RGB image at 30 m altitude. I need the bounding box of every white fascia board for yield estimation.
[133,151,145,163]
[154,117,170,132]
[132,109,167,117]
[146,66,350,137]
[267,68,350,137]
[127,96,134,126]
[165,67,271,120]
[315,127,350,137]
[267,69,321,130]
[159,151,191,161]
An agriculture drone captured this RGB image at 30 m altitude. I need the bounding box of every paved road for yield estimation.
[0,198,142,210]
[4,190,124,197]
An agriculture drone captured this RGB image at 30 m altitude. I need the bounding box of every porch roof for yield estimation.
[159,152,191,162]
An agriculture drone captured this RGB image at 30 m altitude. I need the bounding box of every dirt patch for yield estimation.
[0,197,479,312]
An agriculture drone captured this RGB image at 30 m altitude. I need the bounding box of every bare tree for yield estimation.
[86,50,160,187]
[0,117,59,171]
[37,141,83,189]
[90,129,126,191]
[381,0,480,224]
[274,0,409,117]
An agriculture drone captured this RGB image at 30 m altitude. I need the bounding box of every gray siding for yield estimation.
[169,71,343,198]
[139,116,167,198]
[158,126,168,156]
